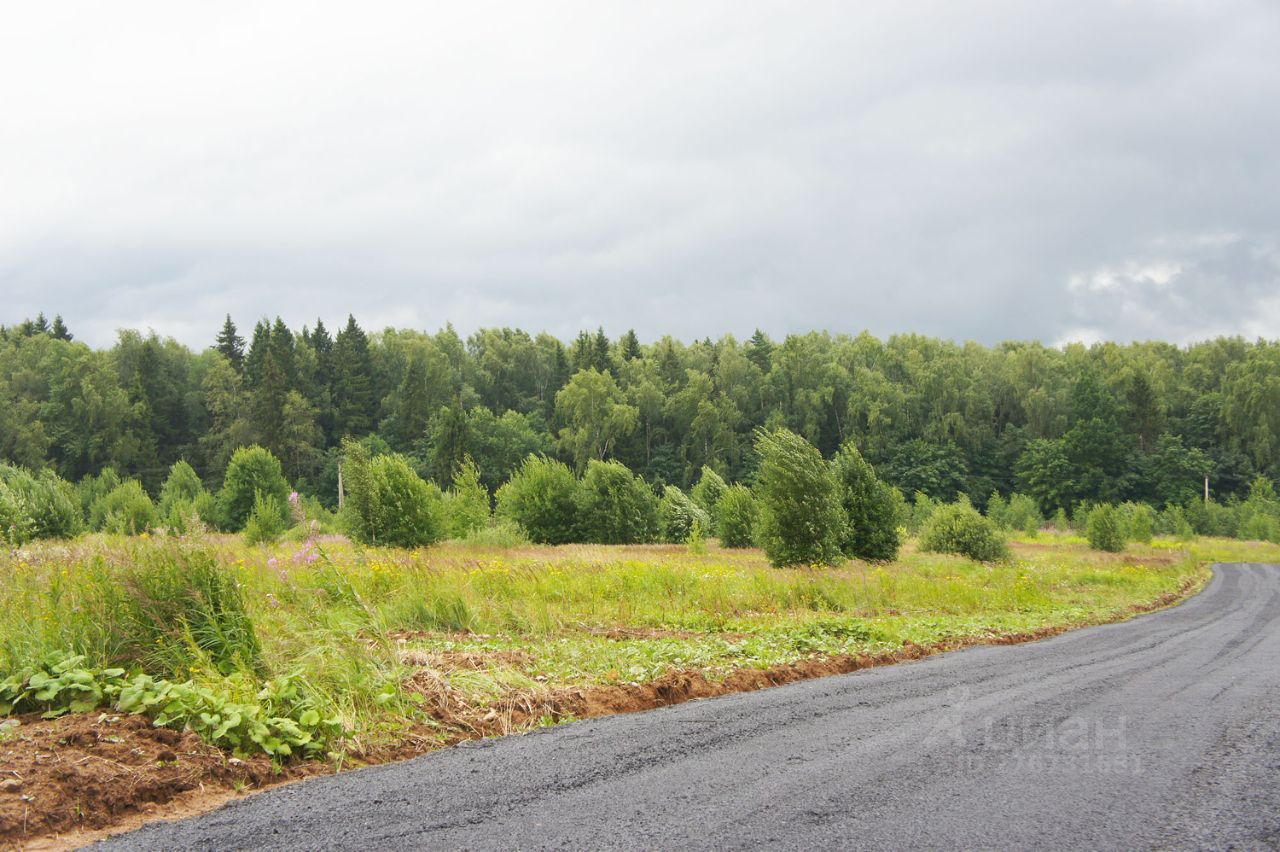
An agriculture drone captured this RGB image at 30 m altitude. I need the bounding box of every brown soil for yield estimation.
[0,713,313,850]
[0,571,1204,850]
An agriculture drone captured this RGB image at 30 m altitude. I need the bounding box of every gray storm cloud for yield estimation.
[1,0,1277,347]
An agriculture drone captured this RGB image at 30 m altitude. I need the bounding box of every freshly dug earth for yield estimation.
[0,573,1201,849]
[0,714,290,850]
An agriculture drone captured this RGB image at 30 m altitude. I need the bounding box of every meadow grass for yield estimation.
[3,530,1277,756]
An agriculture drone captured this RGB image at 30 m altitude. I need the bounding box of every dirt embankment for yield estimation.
[0,574,1201,850]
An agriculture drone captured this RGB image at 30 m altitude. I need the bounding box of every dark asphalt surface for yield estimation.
[99,563,1280,851]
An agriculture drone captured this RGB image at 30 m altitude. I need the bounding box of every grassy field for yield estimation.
[4,529,1279,765]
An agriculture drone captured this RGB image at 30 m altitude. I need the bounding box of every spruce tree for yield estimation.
[215,315,245,372]
[331,315,375,439]
[620,329,642,362]
[50,315,72,341]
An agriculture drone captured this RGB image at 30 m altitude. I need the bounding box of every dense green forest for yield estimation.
[2,312,1277,514]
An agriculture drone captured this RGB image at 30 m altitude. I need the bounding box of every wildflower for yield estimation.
[289,491,300,506]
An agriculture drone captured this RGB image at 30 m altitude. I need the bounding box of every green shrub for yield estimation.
[220,446,291,531]
[920,501,1010,562]
[1085,503,1126,552]
[907,492,939,535]
[243,491,289,545]
[92,480,159,535]
[1125,502,1155,544]
[159,460,205,511]
[575,460,658,544]
[445,458,490,539]
[1157,504,1196,541]
[342,442,445,548]
[831,442,900,562]
[658,485,710,544]
[1053,507,1070,532]
[458,517,531,548]
[75,468,121,523]
[715,484,757,548]
[753,428,845,567]
[494,455,579,544]
[690,466,728,525]
[0,464,81,544]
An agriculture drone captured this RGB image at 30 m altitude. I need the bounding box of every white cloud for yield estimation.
[1,1,1279,347]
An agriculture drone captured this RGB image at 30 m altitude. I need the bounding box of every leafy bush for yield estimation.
[92,480,159,535]
[1157,504,1196,541]
[690,466,728,525]
[445,458,490,539]
[0,464,81,544]
[920,501,1010,562]
[458,517,531,547]
[495,455,580,544]
[158,460,205,513]
[658,485,710,544]
[1124,502,1155,544]
[220,446,291,531]
[575,460,658,544]
[753,428,845,567]
[715,484,757,548]
[989,492,1044,534]
[906,492,939,535]
[158,461,211,532]
[1085,503,1126,552]
[243,491,289,545]
[342,441,446,548]
[831,442,900,561]
[74,468,121,522]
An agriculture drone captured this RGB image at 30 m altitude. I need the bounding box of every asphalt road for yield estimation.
[100,563,1280,851]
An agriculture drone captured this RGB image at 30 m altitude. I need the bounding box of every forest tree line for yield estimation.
[2,312,1279,515]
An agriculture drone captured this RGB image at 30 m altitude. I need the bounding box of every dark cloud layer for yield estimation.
[2,1,1278,348]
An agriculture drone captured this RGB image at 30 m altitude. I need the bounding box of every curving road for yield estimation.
[101,563,1280,851]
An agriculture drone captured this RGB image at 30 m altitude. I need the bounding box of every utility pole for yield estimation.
[1204,474,1210,503]
[337,460,345,510]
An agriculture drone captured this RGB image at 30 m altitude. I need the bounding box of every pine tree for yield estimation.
[747,329,773,373]
[33,313,50,335]
[215,315,245,372]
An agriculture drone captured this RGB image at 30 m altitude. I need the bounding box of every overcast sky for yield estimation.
[2,1,1278,349]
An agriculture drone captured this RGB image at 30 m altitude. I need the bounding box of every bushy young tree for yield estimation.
[907,491,939,535]
[93,480,159,535]
[0,464,81,544]
[658,485,710,543]
[690,466,728,525]
[341,439,445,547]
[243,491,288,545]
[715,484,757,548]
[920,501,1009,562]
[446,457,490,539]
[752,428,845,567]
[575,460,658,544]
[495,455,580,544]
[219,446,291,531]
[1086,503,1126,552]
[1126,502,1155,544]
[831,442,900,561]
[158,460,205,514]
